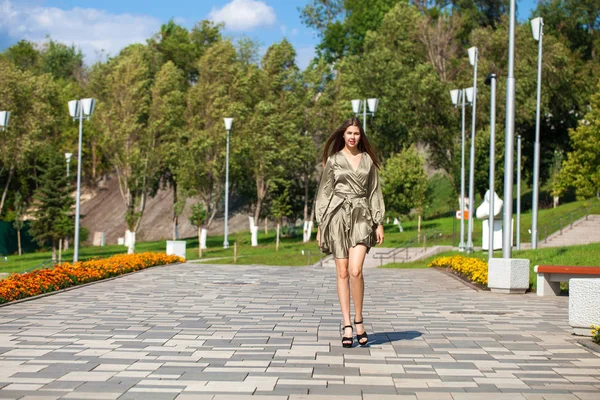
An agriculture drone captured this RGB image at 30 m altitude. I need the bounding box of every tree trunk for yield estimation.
[264,216,268,234]
[417,214,422,243]
[173,183,179,240]
[0,165,14,218]
[91,139,97,180]
[303,173,309,222]
[276,220,280,251]
[52,241,57,263]
[58,238,62,264]
[17,228,21,256]
[198,226,202,258]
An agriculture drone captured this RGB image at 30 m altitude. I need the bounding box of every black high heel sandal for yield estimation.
[341,324,353,348]
[354,320,368,346]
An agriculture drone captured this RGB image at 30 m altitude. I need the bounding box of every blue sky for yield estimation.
[1,0,540,70]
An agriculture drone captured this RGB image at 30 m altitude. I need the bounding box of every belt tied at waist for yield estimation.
[334,192,370,233]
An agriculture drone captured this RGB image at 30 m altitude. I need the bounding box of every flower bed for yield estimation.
[0,252,183,304]
[593,325,600,344]
[429,255,488,287]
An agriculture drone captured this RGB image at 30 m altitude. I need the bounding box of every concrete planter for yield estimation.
[569,278,600,336]
[488,258,530,293]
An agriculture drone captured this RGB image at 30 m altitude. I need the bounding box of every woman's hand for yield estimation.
[376,224,384,246]
[316,226,321,247]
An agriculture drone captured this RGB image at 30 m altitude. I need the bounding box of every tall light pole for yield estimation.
[484,74,497,259]
[64,152,73,250]
[68,98,96,263]
[351,98,378,133]
[450,88,472,252]
[0,111,10,131]
[223,118,233,249]
[516,135,522,250]
[531,16,544,249]
[503,0,517,259]
[467,46,478,253]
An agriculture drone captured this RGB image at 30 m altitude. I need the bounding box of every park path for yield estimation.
[0,263,598,399]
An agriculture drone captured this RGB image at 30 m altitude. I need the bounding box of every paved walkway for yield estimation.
[0,263,598,400]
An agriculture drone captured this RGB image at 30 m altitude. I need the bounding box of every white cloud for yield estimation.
[0,0,161,64]
[209,0,276,31]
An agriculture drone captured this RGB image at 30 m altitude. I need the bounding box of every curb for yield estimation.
[0,261,183,309]
[431,266,485,292]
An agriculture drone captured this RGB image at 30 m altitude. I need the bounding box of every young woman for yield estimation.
[315,117,385,348]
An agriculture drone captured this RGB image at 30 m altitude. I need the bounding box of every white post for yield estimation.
[487,74,497,259]
[467,47,478,253]
[460,89,466,252]
[503,0,516,259]
[531,17,544,249]
[73,106,83,263]
[516,135,521,250]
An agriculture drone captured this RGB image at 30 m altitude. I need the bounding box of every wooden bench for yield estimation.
[534,265,600,296]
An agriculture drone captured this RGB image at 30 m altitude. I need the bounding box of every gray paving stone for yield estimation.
[0,264,596,400]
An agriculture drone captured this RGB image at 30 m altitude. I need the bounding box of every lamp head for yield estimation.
[531,17,543,41]
[81,98,96,118]
[468,47,478,66]
[224,118,233,131]
[484,73,496,86]
[367,98,378,114]
[450,89,461,106]
[465,87,474,103]
[68,100,80,119]
[351,99,361,114]
[0,111,10,129]
[65,153,73,162]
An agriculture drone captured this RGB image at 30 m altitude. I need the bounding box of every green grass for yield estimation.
[381,197,600,248]
[383,242,600,289]
[2,198,599,273]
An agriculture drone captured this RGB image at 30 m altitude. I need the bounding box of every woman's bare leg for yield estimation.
[335,258,352,338]
[348,244,367,336]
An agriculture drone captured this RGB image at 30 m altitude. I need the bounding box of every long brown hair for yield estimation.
[322,117,380,169]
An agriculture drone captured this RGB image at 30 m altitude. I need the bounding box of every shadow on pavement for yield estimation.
[367,330,423,345]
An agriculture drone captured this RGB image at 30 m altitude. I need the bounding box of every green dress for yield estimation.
[315,151,385,259]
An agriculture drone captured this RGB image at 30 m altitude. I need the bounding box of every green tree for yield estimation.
[98,44,154,253]
[189,202,208,258]
[269,184,292,252]
[178,40,252,229]
[4,40,40,72]
[39,39,84,81]
[12,192,25,256]
[29,154,74,263]
[148,61,186,239]
[554,82,600,199]
[381,147,427,236]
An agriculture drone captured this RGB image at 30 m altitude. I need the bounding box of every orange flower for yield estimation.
[0,253,183,304]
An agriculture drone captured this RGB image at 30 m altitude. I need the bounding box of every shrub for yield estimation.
[0,252,182,304]
[429,255,488,286]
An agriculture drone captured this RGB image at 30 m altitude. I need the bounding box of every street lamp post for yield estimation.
[467,46,478,253]
[223,118,233,249]
[68,98,96,263]
[484,74,497,259]
[450,88,472,252]
[351,98,378,133]
[531,16,544,249]
[64,152,73,250]
[516,135,522,250]
[502,0,517,259]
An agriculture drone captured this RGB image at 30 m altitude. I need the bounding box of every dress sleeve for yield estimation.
[368,163,385,226]
[315,157,334,225]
